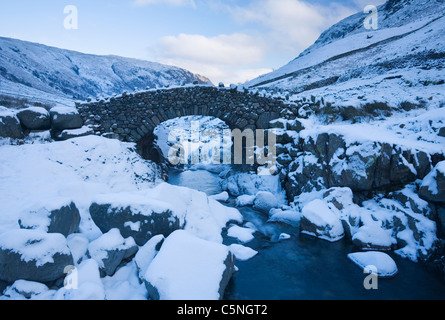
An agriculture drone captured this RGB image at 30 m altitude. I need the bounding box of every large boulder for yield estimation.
[144,230,235,300]
[50,107,83,131]
[0,107,24,139]
[0,229,73,284]
[89,193,184,246]
[352,224,395,251]
[300,199,345,242]
[348,251,398,278]
[87,229,138,277]
[419,161,445,203]
[18,199,81,237]
[253,191,279,214]
[16,107,51,131]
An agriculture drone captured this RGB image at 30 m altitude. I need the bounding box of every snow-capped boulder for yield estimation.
[87,229,138,277]
[268,208,301,227]
[134,235,164,281]
[89,193,184,246]
[419,161,445,203]
[144,230,235,300]
[235,194,256,207]
[49,107,83,131]
[0,229,73,284]
[0,107,24,139]
[352,224,395,251]
[348,251,398,278]
[253,191,279,214]
[1,280,55,300]
[16,107,51,131]
[209,191,229,202]
[55,126,94,141]
[228,244,258,261]
[300,199,344,242]
[18,199,80,237]
[226,225,255,243]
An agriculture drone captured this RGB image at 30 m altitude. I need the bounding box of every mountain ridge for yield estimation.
[0,36,210,103]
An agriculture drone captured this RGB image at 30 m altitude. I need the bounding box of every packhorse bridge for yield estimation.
[76,85,294,161]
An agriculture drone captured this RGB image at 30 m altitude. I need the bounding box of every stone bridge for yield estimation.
[76,85,294,160]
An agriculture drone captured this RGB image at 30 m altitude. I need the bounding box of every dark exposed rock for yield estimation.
[89,200,183,246]
[50,107,83,131]
[19,201,80,237]
[0,109,24,139]
[16,107,51,131]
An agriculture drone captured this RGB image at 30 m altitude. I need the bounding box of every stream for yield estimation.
[168,168,445,300]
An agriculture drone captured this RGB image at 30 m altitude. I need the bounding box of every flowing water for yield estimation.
[168,168,445,300]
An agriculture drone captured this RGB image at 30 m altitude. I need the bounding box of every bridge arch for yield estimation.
[77,86,292,145]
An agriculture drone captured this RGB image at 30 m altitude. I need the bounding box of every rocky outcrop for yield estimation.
[419,161,445,203]
[279,130,435,201]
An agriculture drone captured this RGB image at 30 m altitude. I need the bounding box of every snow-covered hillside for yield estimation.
[0,37,210,103]
[245,0,445,108]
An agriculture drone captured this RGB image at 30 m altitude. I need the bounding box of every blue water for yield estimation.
[168,168,445,300]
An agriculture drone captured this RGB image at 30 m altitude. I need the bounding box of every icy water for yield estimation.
[168,168,445,300]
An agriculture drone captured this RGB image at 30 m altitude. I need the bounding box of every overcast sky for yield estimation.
[0,0,386,84]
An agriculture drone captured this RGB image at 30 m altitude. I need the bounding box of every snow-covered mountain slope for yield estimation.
[245,0,445,108]
[0,37,210,102]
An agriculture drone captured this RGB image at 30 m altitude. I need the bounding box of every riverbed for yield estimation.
[168,168,445,300]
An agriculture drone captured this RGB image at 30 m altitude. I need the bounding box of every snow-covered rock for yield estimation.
[16,107,51,131]
[54,259,105,300]
[226,225,255,243]
[87,229,138,277]
[134,235,164,281]
[102,261,147,300]
[253,191,279,214]
[0,229,73,283]
[268,208,301,227]
[300,199,344,242]
[228,244,258,261]
[90,183,242,246]
[18,198,80,237]
[0,107,24,139]
[55,126,94,141]
[419,161,445,203]
[209,191,229,202]
[0,280,55,300]
[144,230,235,300]
[89,192,183,247]
[66,234,89,266]
[348,251,398,278]
[352,224,395,251]
[235,194,256,207]
[49,107,83,131]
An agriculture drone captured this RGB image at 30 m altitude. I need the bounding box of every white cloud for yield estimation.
[133,0,196,7]
[156,33,265,65]
[229,0,355,52]
[149,33,270,84]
